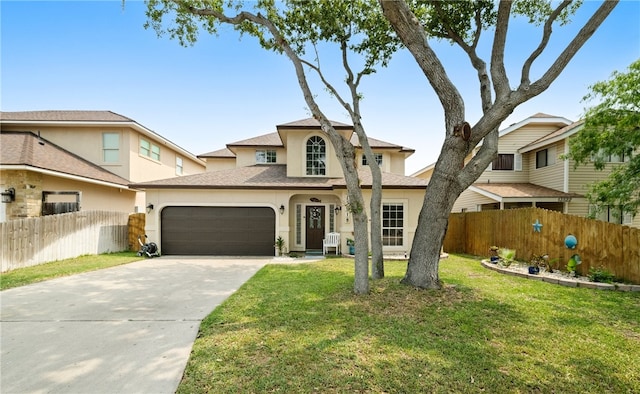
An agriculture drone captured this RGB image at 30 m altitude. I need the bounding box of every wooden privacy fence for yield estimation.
[1,211,130,272]
[443,207,640,284]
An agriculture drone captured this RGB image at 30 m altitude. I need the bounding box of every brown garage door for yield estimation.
[161,206,276,256]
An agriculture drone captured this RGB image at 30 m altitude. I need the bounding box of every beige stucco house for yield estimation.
[0,111,206,221]
[131,118,428,256]
[413,113,639,228]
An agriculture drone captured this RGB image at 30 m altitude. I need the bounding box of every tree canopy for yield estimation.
[568,59,640,218]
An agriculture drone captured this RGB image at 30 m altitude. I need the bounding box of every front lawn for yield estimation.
[179,255,640,393]
[0,252,142,290]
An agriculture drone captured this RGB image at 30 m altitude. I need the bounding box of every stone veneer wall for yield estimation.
[0,170,43,220]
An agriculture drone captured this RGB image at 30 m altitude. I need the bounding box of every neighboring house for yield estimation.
[131,118,428,256]
[0,131,134,222]
[0,111,206,218]
[412,113,639,228]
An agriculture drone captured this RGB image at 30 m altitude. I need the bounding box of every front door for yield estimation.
[305,206,325,250]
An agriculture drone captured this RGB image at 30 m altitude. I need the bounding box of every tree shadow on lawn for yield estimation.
[184,261,639,393]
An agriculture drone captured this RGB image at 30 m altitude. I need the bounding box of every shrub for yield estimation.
[588,266,615,283]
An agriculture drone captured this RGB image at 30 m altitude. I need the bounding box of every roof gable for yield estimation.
[498,113,573,138]
[518,120,585,153]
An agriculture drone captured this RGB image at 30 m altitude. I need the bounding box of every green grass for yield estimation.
[178,255,640,393]
[0,252,143,290]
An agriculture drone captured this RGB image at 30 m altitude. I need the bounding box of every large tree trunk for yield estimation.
[403,136,466,289]
[352,207,371,294]
[369,179,384,279]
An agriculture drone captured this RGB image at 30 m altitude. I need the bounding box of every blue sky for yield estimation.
[2,1,639,174]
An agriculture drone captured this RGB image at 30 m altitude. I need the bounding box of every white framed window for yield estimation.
[382,203,404,246]
[140,138,160,161]
[589,205,634,225]
[362,153,383,166]
[102,133,119,163]
[176,156,183,175]
[256,150,277,164]
[591,149,630,163]
[536,147,556,169]
[306,136,326,175]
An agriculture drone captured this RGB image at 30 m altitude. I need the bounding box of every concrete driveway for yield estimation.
[0,257,280,394]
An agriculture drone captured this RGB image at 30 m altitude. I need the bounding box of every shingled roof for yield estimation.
[277,118,352,129]
[1,131,130,187]
[0,110,134,122]
[130,165,428,190]
[471,183,581,199]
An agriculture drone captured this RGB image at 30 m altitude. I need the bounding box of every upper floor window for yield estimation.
[256,150,277,164]
[306,136,326,175]
[362,153,383,166]
[591,149,629,163]
[176,156,183,175]
[492,154,514,170]
[589,205,633,225]
[536,147,556,169]
[102,133,119,163]
[140,138,160,161]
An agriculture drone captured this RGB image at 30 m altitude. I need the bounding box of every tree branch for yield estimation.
[516,0,619,101]
[490,0,512,100]
[379,0,464,123]
[520,0,572,88]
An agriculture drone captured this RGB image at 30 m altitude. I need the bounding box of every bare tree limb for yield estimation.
[490,1,512,100]
[379,0,464,123]
[516,0,618,101]
[520,0,572,88]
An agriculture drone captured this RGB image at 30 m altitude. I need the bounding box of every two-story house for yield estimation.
[0,111,206,221]
[131,118,429,256]
[413,113,639,228]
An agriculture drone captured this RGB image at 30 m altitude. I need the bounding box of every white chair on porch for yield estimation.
[322,232,341,255]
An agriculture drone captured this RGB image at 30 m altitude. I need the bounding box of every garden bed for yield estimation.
[481,259,640,291]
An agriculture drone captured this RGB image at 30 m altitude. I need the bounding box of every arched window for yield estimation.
[306,136,326,175]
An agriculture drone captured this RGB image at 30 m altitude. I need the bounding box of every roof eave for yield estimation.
[0,164,130,189]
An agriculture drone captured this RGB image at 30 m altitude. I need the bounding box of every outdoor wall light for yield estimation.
[334,206,342,214]
[146,203,154,213]
[1,187,15,203]
[279,204,285,215]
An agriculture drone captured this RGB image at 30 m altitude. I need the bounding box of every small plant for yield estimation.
[346,238,355,246]
[498,248,515,267]
[489,246,500,263]
[529,254,549,268]
[566,254,582,276]
[588,266,615,283]
[275,236,285,255]
[530,254,560,273]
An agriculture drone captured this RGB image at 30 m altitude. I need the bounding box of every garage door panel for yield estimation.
[161,206,275,256]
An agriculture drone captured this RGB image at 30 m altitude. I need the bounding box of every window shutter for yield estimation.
[515,153,522,171]
[548,146,556,165]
